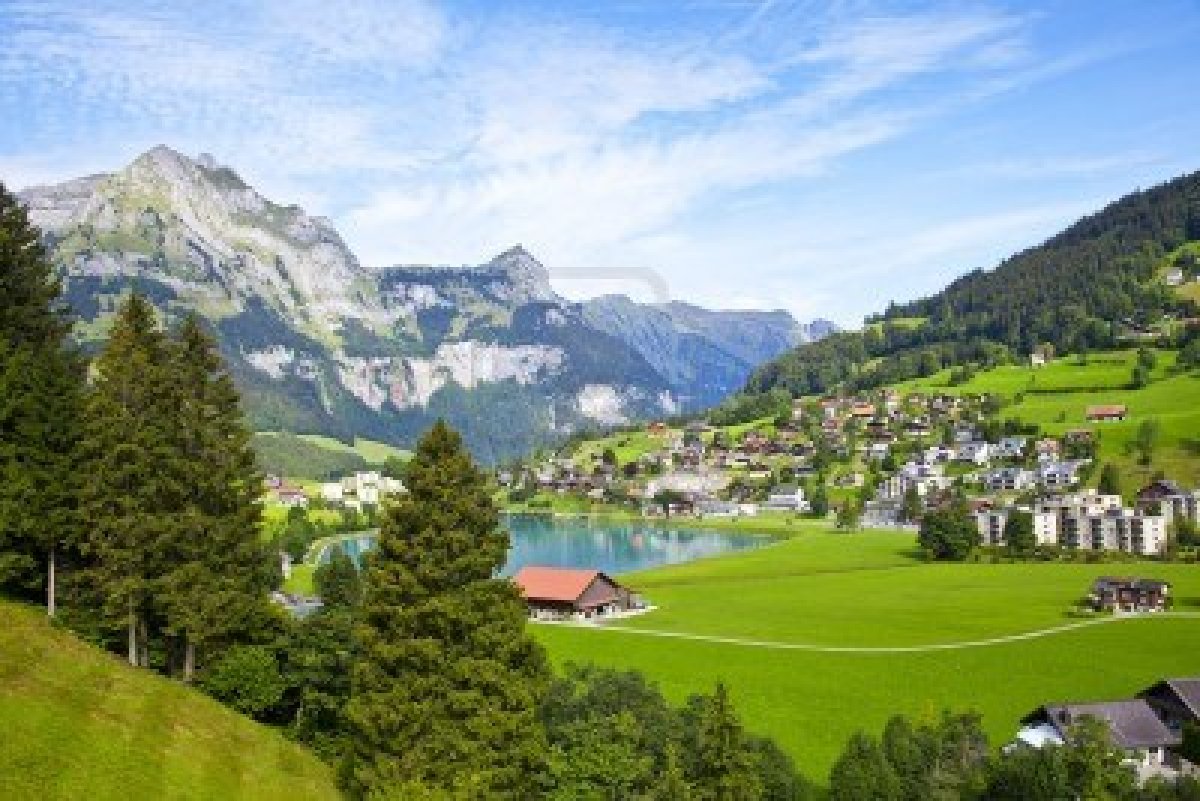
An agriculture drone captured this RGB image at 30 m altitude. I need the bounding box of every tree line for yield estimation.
[828,710,1200,800]
[739,170,1200,401]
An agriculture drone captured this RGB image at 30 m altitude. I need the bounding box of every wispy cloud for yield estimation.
[1,0,1191,323]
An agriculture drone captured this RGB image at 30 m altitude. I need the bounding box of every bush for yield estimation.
[202,645,286,719]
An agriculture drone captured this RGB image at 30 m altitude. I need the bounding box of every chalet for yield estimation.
[1035,438,1062,462]
[1030,351,1047,368]
[1013,700,1180,776]
[1090,577,1171,613]
[513,566,639,621]
[646,421,668,436]
[1087,404,1128,422]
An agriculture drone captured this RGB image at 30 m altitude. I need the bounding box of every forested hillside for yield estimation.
[746,171,1200,398]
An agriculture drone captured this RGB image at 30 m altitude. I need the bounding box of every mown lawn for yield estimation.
[534,530,1200,786]
[0,601,339,801]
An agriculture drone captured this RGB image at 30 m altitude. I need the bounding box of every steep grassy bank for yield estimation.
[0,600,340,801]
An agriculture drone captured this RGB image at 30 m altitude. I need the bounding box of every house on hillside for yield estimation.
[1090,577,1171,613]
[1087,404,1128,422]
[513,566,640,621]
[1012,700,1181,778]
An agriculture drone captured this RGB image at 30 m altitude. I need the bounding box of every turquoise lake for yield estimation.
[314,514,768,576]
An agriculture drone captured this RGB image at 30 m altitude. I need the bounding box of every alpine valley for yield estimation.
[20,146,833,462]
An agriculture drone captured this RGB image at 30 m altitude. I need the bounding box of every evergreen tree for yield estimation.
[344,420,550,799]
[80,293,182,666]
[652,742,694,800]
[315,545,361,610]
[0,181,85,615]
[158,315,275,680]
[829,732,902,801]
[686,683,762,800]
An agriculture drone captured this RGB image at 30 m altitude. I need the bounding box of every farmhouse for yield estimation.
[1014,700,1180,777]
[513,566,638,621]
[1086,404,1128,422]
[1090,577,1171,613]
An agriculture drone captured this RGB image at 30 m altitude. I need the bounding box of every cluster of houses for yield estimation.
[1012,677,1200,783]
[319,471,405,510]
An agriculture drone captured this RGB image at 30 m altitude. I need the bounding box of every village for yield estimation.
[502,386,1200,560]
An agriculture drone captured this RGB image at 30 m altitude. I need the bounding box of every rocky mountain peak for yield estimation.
[483,245,557,304]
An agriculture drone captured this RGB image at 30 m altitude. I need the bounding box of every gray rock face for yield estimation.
[582,295,835,409]
[21,146,831,461]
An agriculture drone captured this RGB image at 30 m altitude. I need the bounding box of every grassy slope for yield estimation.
[535,529,1200,785]
[259,432,412,465]
[894,349,1200,487]
[0,601,339,801]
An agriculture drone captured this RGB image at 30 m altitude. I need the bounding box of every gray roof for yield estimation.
[1162,678,1200,719]
[1027,700,1180,749]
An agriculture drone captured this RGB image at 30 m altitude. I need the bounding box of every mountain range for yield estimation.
[19,146,833,461]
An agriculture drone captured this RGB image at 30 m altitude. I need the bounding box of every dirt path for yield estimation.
[572,612,1200,654]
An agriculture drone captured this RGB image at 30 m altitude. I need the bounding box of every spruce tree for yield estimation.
[686,684,762,800]
[158,315,275,680]
[0,181,85,615]
[80,293,181,666]
[345,420,550,798]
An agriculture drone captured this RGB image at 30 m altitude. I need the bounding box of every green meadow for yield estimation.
[534,527,1200,786]
[0,602,339,801]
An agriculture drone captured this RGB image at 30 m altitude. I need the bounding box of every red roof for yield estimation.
[512,566,605,603]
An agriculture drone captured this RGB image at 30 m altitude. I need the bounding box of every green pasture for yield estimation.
[0,601,339,801]
[535,529,1200,786]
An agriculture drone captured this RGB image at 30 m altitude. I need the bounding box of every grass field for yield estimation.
[893,350,1200,487]
[261,432,412,465]
[534,527,1200,786]
[0,601,339,801]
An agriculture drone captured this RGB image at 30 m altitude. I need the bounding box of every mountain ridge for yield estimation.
[19,145,828,461]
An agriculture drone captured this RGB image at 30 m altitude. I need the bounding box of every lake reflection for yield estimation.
[315,514,767,576]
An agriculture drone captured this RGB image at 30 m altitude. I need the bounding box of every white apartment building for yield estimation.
[978,492,1168,555]
[975,509,1058,547]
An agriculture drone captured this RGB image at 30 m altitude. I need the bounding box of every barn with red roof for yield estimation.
[512,566,638,621]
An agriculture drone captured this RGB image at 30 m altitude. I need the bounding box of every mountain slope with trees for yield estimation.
[745,170,1200,399]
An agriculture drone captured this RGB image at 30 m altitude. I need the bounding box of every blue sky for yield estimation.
[2,0,1198,325]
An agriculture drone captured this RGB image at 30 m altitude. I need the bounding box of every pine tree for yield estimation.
[344,420,550,799]
[0,181,85,615]
[314,544,361,610]
[80,293,182,666]
[688,684,762,800]
[157,316,275,680]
